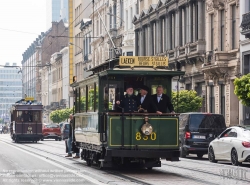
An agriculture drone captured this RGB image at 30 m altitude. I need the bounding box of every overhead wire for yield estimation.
[40,1,93,56]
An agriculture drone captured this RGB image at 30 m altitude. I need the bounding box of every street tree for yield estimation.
[234,74,250,106]
[172,90,203,113]
[50,108,73,123]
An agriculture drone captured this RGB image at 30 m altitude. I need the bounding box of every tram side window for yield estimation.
[80,86,86,112]
[104,84,119,111]
[95,83,99,111]
[88,83,95,111]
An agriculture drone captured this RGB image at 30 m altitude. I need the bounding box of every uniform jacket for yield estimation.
[151,94,174,113]
[136,93,158,113]
[120,94,138,112]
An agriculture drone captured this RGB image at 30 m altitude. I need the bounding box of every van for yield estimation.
[179,112,226,158]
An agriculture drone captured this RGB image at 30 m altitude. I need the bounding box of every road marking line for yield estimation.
[0,141,107,185]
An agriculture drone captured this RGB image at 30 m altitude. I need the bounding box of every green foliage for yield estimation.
[172,90,203,113]
[50,108,73,123]
[234,74,250,107]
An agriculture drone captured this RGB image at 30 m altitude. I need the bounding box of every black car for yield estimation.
[179,112,226,158]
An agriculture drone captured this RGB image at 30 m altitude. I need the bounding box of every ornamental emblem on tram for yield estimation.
[27,126,32,134]
[141,116,153,136]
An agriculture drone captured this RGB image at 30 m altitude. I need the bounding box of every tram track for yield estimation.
[160,159,250,183]
[1,137,249,185]
[0,138,151,185]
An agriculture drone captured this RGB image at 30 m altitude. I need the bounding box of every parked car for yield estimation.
[208,126,250,166]
[179,112,226,158]
[59,122,64,130]
[61,123,69,140]
[42,124,61,141]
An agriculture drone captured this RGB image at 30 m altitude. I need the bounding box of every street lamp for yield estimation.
[107,12,125,26]
[69,42,84,62]
[69,42,83,51]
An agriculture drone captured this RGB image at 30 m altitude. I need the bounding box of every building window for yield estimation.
[221,85,225,116]
[220,10,225,51]
[186,84,191,90]
[243,54,250,75]
[210,14,214,51]
[126,10,128,30]
[231,4,236,49]
[136,0,139,14]
[130,7,133,29]
[179,8,183,46]
[210,86,215,113]
[120,0,123,27]
[96,20,99,36]
[113,4,117,29]
[127,52,133,56]
[109,8,112,29]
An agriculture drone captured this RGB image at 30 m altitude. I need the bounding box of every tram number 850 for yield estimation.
[135,132,157,141]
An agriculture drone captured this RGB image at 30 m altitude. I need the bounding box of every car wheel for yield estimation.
[231,148,242,166]
[180,145,186,158]
[197,154,203,158]
[208,147,217,163]
[58,138,62,141]
[41,138,44,141]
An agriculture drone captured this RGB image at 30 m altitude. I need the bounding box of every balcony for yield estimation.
[241,12,250,38]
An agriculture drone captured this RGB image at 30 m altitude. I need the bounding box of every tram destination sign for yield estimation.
[119,56,168,67]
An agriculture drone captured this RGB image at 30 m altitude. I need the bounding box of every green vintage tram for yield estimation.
[72,56,185,169]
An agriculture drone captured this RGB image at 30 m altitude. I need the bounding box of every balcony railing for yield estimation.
[241,12,250,38]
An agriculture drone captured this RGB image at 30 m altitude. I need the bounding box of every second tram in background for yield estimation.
[10,97,43,143]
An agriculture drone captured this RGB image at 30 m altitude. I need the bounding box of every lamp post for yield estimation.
[107,12,125,26]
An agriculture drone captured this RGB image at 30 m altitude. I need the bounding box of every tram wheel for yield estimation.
[15,138,19,143]
[86,159,92,166]
[146,167,153,170]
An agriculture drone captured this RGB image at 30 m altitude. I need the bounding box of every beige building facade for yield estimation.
[202,0,240,126]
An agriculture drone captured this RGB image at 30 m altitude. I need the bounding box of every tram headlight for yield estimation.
[141,123,153,136]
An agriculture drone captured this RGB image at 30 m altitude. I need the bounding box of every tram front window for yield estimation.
[18,111,41,122]
[19,111,32,122]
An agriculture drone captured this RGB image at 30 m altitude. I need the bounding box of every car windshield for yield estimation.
[65,124,69,129]
[46,124,59,128]
[189,114,226,132]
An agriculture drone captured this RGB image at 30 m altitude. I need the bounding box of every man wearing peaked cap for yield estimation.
[136,85,162,114]
[116,85,137,112]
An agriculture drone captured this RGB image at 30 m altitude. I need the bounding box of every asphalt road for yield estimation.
[0,134,250,185]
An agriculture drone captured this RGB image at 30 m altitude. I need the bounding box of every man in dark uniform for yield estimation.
[152,85,175,113]
[136,85,162,114]
[21,111,30,122]
[116,85,137,112]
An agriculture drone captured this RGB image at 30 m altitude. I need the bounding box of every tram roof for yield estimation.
[99,67,185,77]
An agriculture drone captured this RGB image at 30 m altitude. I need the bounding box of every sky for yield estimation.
[0,0,47,66]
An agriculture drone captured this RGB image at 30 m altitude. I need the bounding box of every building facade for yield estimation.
[133,0,206,111]
[0,64,22,123]
[240,0,250,125]
[202,0,240,126]
[22,31,49,100]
